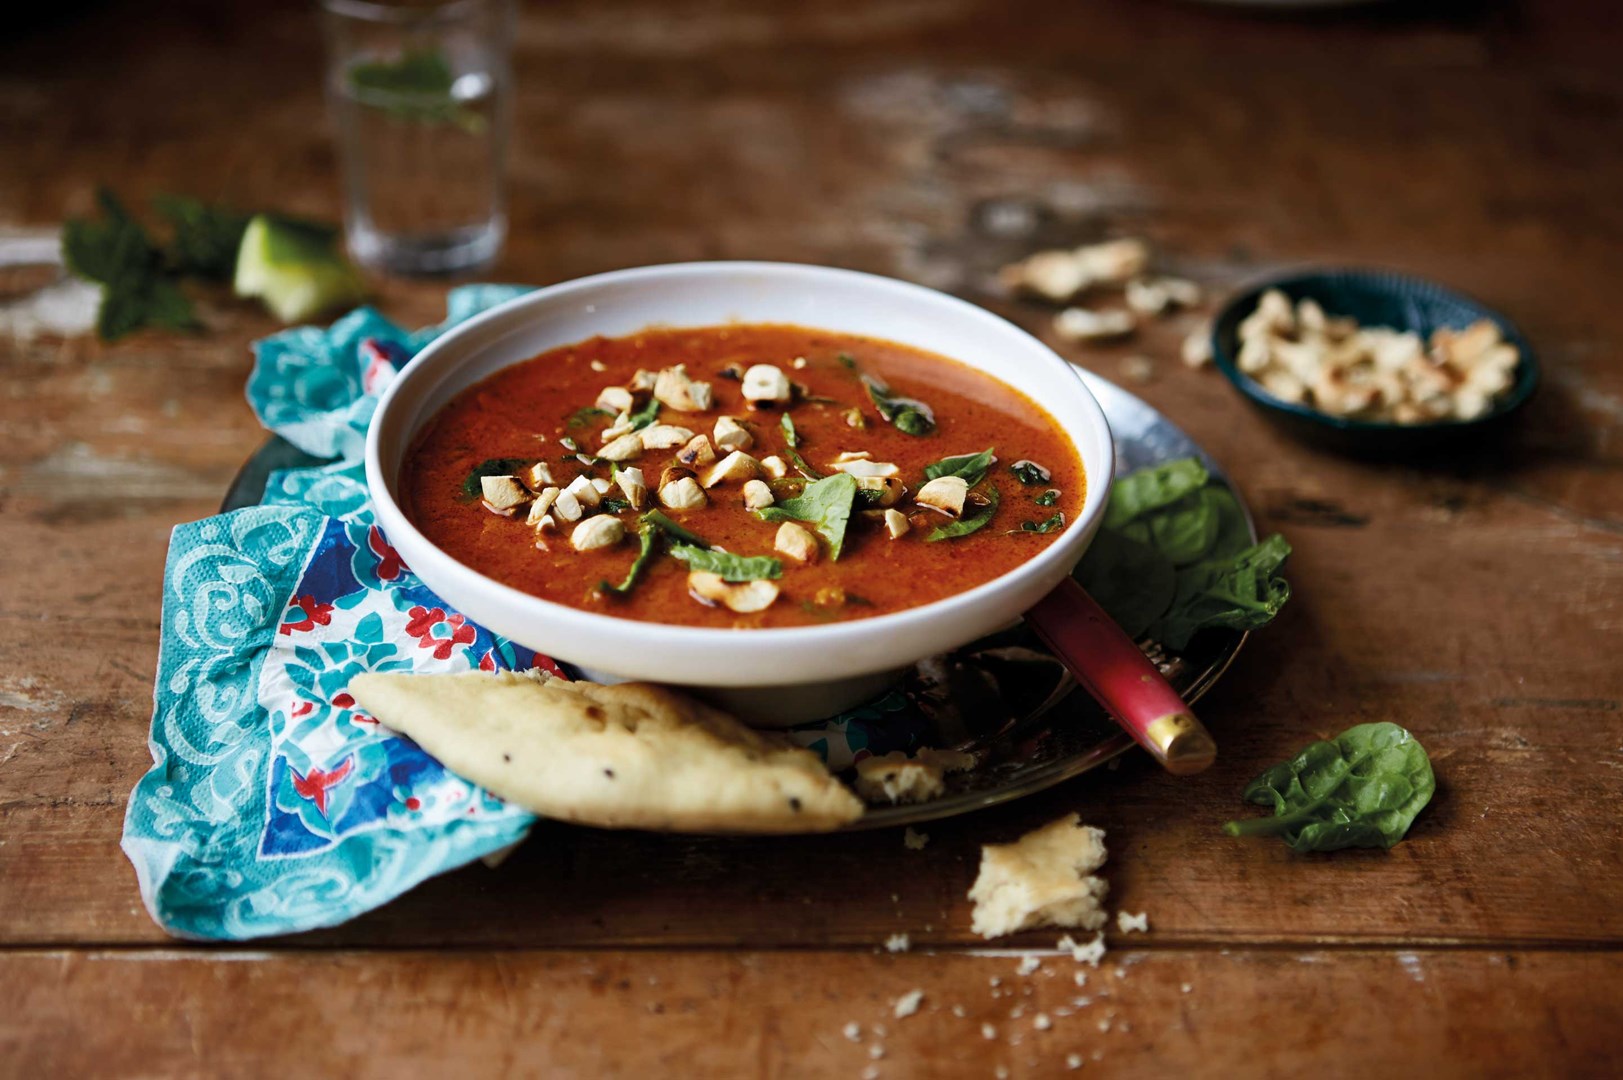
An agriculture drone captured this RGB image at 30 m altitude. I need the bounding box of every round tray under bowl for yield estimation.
[223,370,1252,832]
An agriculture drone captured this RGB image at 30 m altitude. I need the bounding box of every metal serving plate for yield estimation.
[223,370,1251,832]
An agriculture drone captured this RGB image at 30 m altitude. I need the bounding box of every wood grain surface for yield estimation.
[2,0,1620,1075]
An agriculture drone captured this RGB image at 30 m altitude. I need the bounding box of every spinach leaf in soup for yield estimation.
[627,396,661,432]
[1009,460,1050,486]
[862,375,937,436]
[601,523,660,596]
[1018,512,1066,535]
[461,458,531,501]
[668,543,783,582]
[567,406,615,429]
[1149,533,1292,650]
[756,472,859,559]
[1104,458,1209,529]
[779,414,823,479]
[641,509,712,549]
[1073,528,1177,640]
[925,448,996,486]
[927,485,1001,542]
[1223,722,1435,853]
[1035,488,1060,507]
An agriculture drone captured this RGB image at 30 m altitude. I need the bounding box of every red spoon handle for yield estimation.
[1026,576,1217,775]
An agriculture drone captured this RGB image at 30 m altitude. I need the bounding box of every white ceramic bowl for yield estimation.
[366,262,1115,724]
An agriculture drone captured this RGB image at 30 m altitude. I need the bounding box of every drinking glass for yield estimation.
[320,0,513,275]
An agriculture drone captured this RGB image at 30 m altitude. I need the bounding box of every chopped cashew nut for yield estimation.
[998,238,1150,301]
[883,508,910,538]
[687,571,779,613]
[916,475,969,517]
[1054,307,1136,342]
[527,487,561,525]
[595,386,635,414]
[523,462,555,490]
[615,467,647,509]
[658,476,707,510]
[741,479,775,510]
[759,455,788,479]
[701,450,762,489]
[676,434,716,469]
[639,424,695,450]
[565,474,602,509]
[598,432,644,461]
[1125,276,1201,316]
[480,475,531,511]
[629,369,658,392]
[531,513,556,536]
[552,489,584,523]
[1181,326,1214,368]
[713,416,753,451]
[741,363,792,406]
[857,475,905,507]
[590,477,615,496]
[600,413,634,441]
[830,458,900,479]
[833,450,872,462]
[570,515,625,552]
[774,522,820,563]
[653,365,713,412]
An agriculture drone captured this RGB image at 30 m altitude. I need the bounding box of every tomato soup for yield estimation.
[400,324,1084,629]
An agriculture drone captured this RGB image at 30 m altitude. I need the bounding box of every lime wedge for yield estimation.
[233,214,366,323]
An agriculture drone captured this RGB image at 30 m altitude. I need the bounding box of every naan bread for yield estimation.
[348,670,864,833]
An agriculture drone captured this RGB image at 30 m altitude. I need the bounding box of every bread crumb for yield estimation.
[1067,1053,1084,1069]
[855,752,946,805]
[996,1066,1010,1080]
[869,1044,884,1060]
[1016,956,1041,977]
[1181,325,1213,368]
[1057,932,1108,968]
[1119,355,1155,385]
[1034,1013,1052,1031]
[981,1023,998,1040]
[843,1021,862,1042]
[893,990,924,1019]
[861,1066,880,1080]
[1181,983,1193,994]
[903,827,929,851]
[968,814,1108,939]
[1073,970,1088,987]
[990,976,1002,987]
[1098,1017,1113,1033]
[1116,910,1149,933]
[885,933,911,953]
[1010,1005,1025,1020]
[951,1004,966,1018]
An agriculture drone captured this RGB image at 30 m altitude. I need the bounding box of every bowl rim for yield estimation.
[1209,265,1541,434]
[364,260,1115,671]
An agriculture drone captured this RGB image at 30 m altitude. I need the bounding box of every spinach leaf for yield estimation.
[1149,534,1292,650]
[461,458,531,501]
[669,542,782,582]
[1104,458,1209,529]
[925,448,996,486]
[756,472,859,559]
[601,497,633,514]
[927,485,1001,542]
[1010,460,1050,486]
[862,375,936,437]
[1146,492,1221,566]
[567,406,615,429]
[1204,486,1254,561]
[1018,512,1066,534]
[601,524,660,596]
[627,396,661,431]
[779,414,823,479]
[837,351,857,370]
[641,509,712,548]
[1035,488,1060,507]
[1223,722,1435,852]
[1073,528,1177,640]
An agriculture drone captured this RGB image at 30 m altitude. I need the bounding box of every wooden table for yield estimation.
[3,0,1620,1074]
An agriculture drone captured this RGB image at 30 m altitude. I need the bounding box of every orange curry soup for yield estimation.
[400,324,1084,629]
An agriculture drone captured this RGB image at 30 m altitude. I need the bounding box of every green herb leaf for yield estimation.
[927,485,1001,541]
[1148,533,1293,650]
[461,458,531,501]
[601,497,633,514]
[567,406,616,429]
[1104,458,1209,529]
[1010,461,1050,485]
[1018,512,1066,534]
[63,188,200,341]
[601,524,660,596]
[1145,491,1222,566]
[1035,488,1060,507]
[1073,528,1178,640]
[837,351,857,370]
[862,375,936,437]
[757,472,858,559]
[627,396,661,431]
[152,194,251,280]
[780,414,823,479]
[347,49,485,131]
[925,447,996,486]
[641,509,712,548]
[669,542,782,582]
[1223,722,1435,852]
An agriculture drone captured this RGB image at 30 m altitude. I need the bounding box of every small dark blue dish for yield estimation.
[1210,268,1540,456]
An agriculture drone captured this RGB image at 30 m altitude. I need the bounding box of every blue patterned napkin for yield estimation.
[122,287,915,941]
